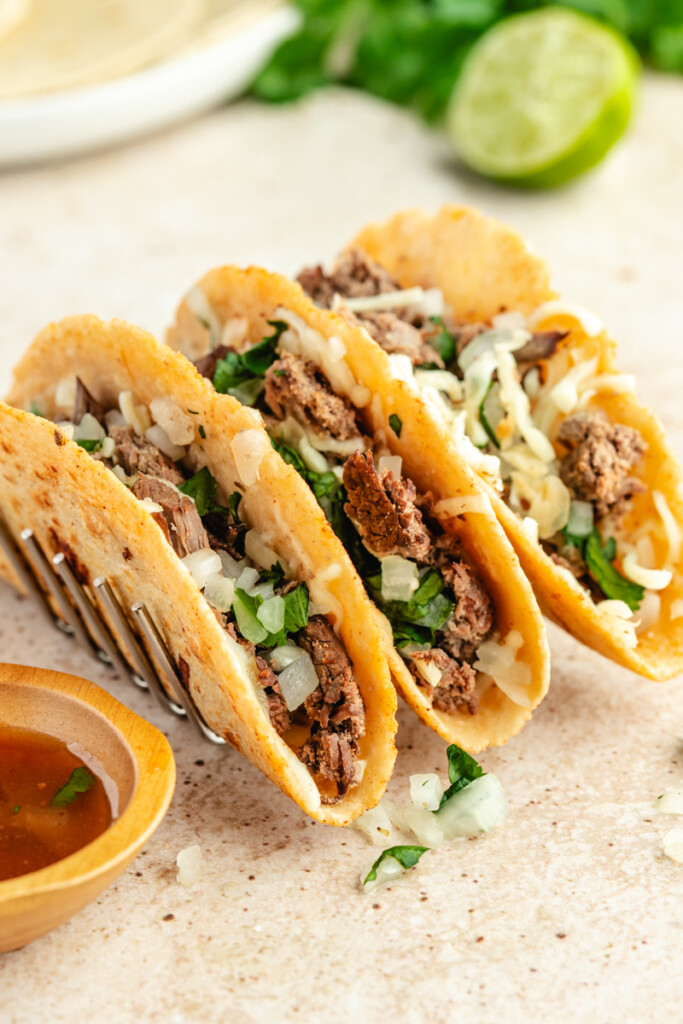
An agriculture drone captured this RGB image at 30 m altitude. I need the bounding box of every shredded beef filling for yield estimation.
[297,249,400,304]
[430,537,494,661]
[295,615,365,798]
[132,475,208,559]
[557,410,646,517]
[109,425,185,484]
[264,351,361,442]
[410,649,478,715]
[343,450,432,561]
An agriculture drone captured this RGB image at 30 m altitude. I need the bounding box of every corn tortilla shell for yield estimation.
[3,316,398,825]
[170,266,550,752]
[352,204,683,681]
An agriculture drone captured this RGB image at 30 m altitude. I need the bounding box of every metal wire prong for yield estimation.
[20,530,94,645]
[52,555,132,681]
[0,516,55,628]
[131,602,227,744]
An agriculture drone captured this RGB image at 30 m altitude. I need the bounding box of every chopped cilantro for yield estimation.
[438,745,485,808]
[259,561,285,586]
[367,567,454,647]
[584,529,644,611]
[428,316,457,366]
[233,581,309,648]
[389,413,403,438]
[187,409,199,415]
[13,805,21,814]
[50,766,95,807]
[227,492,242,522]
[363,845,429,886]
[178,466,231,519]
[213,320,287,405]
[270,436,347,540]
[76,438,103,453]
[29,402,41,417]
[198,425,206,439]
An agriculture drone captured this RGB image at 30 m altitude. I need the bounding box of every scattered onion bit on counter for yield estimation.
[176,844,203,888]
[663,829,683,864]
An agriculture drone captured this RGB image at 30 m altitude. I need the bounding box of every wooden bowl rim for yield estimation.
[0,663,175,902]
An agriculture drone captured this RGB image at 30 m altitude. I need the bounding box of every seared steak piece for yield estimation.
[256,655,291,736]
[72,377,106,427]
[431,538,494,661]
[133,475,209,559]
[296,615,365,798]
[297,249,400,305]
[356,311,441,366]
[202,510,246,561]
[513,330,568,366]
[193,344,231,381]
[557,410,646,517]
[110,425,185,485]
[410,648,478,715]
[264,351,360,441]
[343,450,432,561]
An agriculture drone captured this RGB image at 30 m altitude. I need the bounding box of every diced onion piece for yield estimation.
[176,844,203,888]
[595,599,633,619]
[220,316,249,349]
[566,500,594,538]
[74,412,105,443]
[119,390,151,436]
[244,530,280,572]
[474,630,531,707]
[411,655,442,687]
[219,551,247,578]
[150,396,195,445]
[275,306,366,406]
[656,790,683,815]
[256,595,285,634]
[510,472,571,540]
[55,376,76,411]
[360,853,406,892]
[653,491,682,567]
[352,805,395,846]
[548,358,598,414]
[104,408,125,430]
[144,424,186,461]
[594,600,638,648]
[342,286,428,313]
[186,285,222,344]
[436,773,507,839]
[138,497,163,514]
[622,553,672,591]
[380,555,419,602]
[378,454,402,479]
[522,516,540,545]
[100,436,115,458]
[328,335,346,361]
[267,645,303,671]
[235,567,260,593]
[398,805,446,848]
[636,591,660,633]
[492,311,526,330]
[250,582,275,601]
[277,651,320,712]
[112,464,135,487]
[388,353,414,383]
[203,573,235,612]
[527,301,603,337]
[669,599,683,620]
[663,828,683,864]
[231,429,270,486]
[409,773,443,812]
[181,548,222,590]
[433,494,491,518]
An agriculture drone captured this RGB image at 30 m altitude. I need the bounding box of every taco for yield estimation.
[2,315,399,825]
[318,204,681,681]
[168,267,550,753]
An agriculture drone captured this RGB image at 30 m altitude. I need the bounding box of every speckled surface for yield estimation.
[1,74,682,1023]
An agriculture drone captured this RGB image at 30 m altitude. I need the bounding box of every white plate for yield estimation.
[0,5,296,167]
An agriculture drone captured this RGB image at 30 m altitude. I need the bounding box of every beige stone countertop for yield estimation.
[1,73,682,1023]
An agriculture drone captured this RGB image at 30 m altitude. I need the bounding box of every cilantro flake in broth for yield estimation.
[50,766,95,807]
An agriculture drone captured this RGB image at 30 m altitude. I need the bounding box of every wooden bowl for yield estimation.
[0,663,175,953]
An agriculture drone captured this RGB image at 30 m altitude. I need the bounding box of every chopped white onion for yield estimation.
[112,464,136,487]
[510,472,571,540]
[656,790,683,815]
[663,828,683,864]
[218,551,247,578]
[100,437,115,458]
[244,530,280,572]
[277,651,320,711]
[104,408,126,430]
[256,595,285,634]
[250,581,275,602]
[342,286,428,313]
[409,773,443,812]
[74,413,106,443]
[378,455,403,479]
[352,805,395,846]
[220,316,249,350]
[527,301,603,337]
[474,630,532,707]
[433,494,491,518]
[181,548,223,590]
[186,286,222,345]
[595,599,633,619]
[176,844,203,887]
[267,645,303,671]
[328,335,346,361]
[203,573,235,612]
[492,311,526,330]
[380,555,419,602]
[138,497,163,514]
[411,655,442,687]
[55,376,77,411]
[150,396,195,445]
[566,500,594,538]
[435,773,507,839]
[388,353,415,383]
[522,516,540,545]
[360,852,405,892]
[235,566,260,593]
[398,805,446,848]
[119,390,151,436]
[231,429,270,486]
[622,553,672,591]
[144,424,186,461]
[548,358,598,414]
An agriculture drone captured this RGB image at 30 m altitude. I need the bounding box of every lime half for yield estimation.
[446,8,639,188]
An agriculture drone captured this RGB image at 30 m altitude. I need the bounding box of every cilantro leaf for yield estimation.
[584,528,644,611]
[389,413,403,437]
[228,492,242,521]
[283,582,310,633]
[213,321,286,405]
[439,744,485,807]
[76,438,103,453]
[232,581,309,649]
[13,805,21,814]
[428,316,457,366]
[178,466,232,519]
[363,845,430,885]
[259,561,285,586]
[368,567,454,647]
[50,766,95,807]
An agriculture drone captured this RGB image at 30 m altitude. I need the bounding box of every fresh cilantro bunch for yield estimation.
[252,1,683,122]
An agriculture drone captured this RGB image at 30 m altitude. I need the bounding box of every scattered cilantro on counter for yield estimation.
[362,845,430,886]
[439,744,485,808]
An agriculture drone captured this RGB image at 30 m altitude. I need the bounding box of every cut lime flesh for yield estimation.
[446,9,639,188]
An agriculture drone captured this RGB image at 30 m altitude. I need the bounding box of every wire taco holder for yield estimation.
[0,513,225,745]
